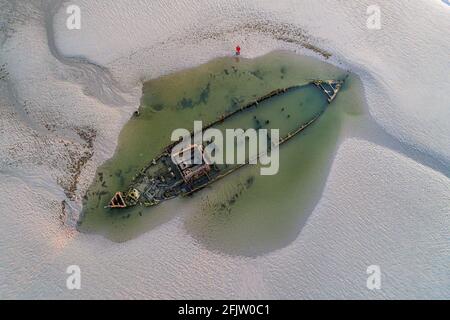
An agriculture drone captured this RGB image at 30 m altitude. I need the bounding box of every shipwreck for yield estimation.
[107,79,344,209]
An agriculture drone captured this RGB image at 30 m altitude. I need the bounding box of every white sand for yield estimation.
[0,0,449,299]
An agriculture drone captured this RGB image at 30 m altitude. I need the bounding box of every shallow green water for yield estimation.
[79,51,365,256]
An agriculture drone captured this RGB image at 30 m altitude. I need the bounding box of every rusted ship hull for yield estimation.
[107,80,344,209]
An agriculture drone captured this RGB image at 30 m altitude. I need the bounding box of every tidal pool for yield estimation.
[79,51,366,256]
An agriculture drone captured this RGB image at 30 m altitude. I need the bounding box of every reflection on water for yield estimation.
[79,51,365,256]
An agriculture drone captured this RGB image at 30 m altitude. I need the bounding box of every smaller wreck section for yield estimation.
[109,192,127,208]
[171,144,212,183]
[314,80,343,103]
